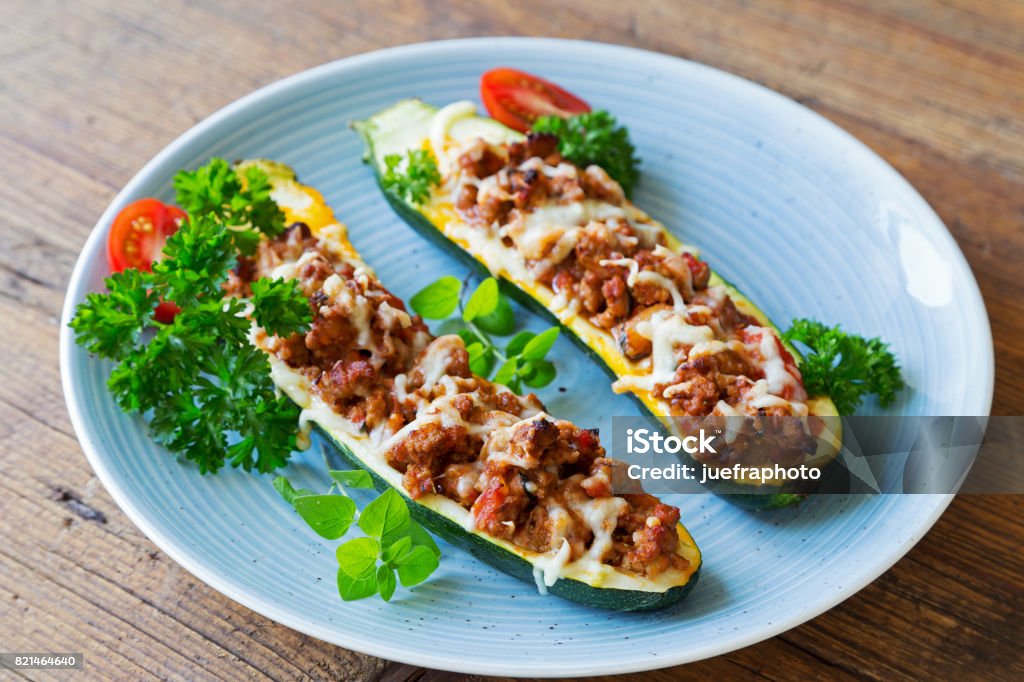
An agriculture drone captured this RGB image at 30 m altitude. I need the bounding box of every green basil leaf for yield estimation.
[505,330,535,357]
[328,469,374,489]
[293,495,356,540]
[410,276,461,319]
[466,342,494,377]
[272,476,314,506]
[493,357,519,387]
[521,327,559,360]
[382,536,413,566]
[462,278,499,322]
[358,488,411,541]
[474,294,515,335]
[337,568,378,601]
[336,537,380,579]
[456,327,477,347]
[521,359,556,388]
[407,520,441,557]
[395,545,440,587]
[376,565,397,601]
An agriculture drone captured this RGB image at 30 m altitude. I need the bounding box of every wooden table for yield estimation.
[3,0,1022,679]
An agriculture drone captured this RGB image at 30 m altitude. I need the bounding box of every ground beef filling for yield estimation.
[435,415,688,578]
[229,223,430,432]
[449,135,811,421]
[232,227,689,579]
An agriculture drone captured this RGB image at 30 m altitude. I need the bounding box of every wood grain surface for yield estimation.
[2,0,1022,679]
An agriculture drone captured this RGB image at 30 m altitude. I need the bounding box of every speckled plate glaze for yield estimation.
[60,39,993,676]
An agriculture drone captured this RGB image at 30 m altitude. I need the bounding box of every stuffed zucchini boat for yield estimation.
[231,160,701,610]
[354,100,842,510]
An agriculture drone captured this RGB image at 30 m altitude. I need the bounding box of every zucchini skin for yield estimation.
[313,423,700,611]
[371,184,825,511]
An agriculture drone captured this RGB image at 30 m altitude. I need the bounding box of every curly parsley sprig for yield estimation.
[533,110,641,196]
[173,157,286,255]
[274,473,441,601]
[410,275,559,393]
[71,161,312,473]
[783,318,904,415]
[381,149,441,205]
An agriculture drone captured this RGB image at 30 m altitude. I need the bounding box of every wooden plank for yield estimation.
[1,0,1021,679]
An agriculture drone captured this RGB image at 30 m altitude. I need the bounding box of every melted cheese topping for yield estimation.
[270,250,317,281]
[533,539,571,594]
[430,101,478,175]
[747,325,801,397]
[612,309,715,393]
[577,496,631,563]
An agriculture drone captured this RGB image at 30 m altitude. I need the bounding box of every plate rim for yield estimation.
[59,37,994,676]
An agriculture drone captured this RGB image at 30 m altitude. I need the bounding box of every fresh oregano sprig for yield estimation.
[381,149,441,206]
[274,473,441,602]
[409,275,560,393]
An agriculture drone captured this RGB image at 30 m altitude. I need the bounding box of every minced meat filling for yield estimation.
[229,223,431,432]
[231,226,689,579]
[446,133,812,426]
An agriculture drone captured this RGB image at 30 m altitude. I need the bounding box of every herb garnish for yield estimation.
[173,158,286,255]
[533,110,641,196]
[410,275,560,393]
[274,474,441,601]
[381,149,441,205]
[70,160,312,473]
[783,318,904,415]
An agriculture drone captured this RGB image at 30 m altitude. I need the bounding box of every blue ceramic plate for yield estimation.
[60,39,993,676]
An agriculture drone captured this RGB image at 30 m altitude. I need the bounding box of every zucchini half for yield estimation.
[247,159,702,611]
[353,100,842,510]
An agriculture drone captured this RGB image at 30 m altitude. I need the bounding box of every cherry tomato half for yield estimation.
[107,198,186,323]
[480,68,591,133]
[153,300,181,325]
[106,198,185,273]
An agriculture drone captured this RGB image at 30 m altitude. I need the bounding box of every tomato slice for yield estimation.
[106,198,184,273]
[480,68,591,133]
[107,198,186,323]
[153,300,181,325]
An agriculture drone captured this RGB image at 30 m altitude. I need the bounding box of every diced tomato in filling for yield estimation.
[741,329,804,401]
[681,251,710,289]
[577,427,598,453]
[472,474,527,541]
[773,336,804,400]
